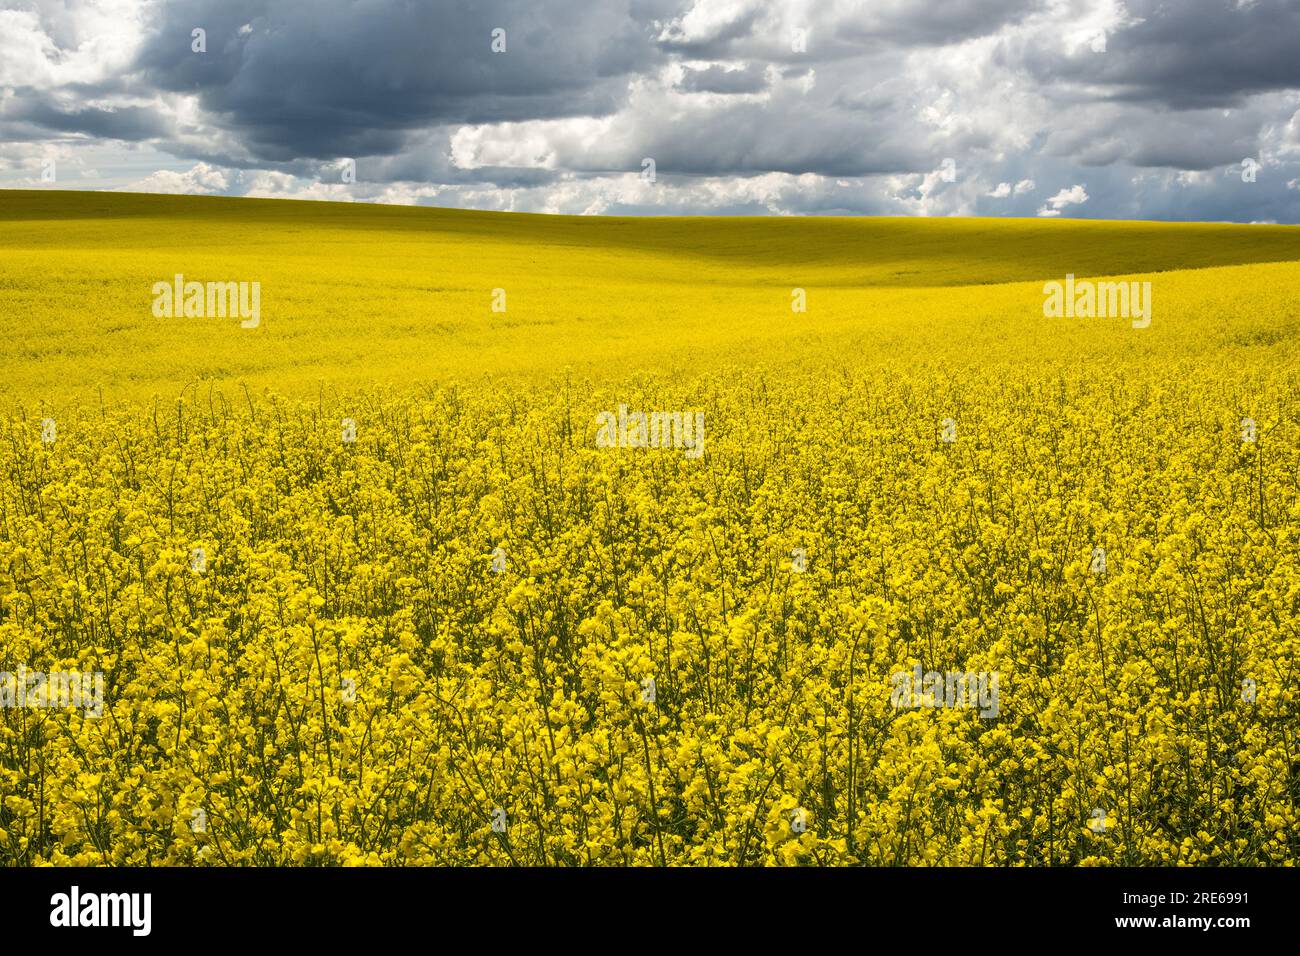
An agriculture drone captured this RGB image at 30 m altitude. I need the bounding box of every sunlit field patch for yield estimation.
[1,192,1298,865]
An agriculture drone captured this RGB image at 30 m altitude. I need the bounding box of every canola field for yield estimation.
[1,189,1299,865]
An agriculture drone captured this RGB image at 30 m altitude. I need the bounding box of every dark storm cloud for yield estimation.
[6,98,172,140]
[1042,105,1268,171]
[131,0,664,159]
[617,101,930,177]
[1019,0,1300,109]
[677,64,768,94]
[835,0,1043,47]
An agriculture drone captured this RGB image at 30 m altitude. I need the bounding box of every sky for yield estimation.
[2,0,1300,220]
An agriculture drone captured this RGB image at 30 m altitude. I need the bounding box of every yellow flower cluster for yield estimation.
[2,363,1296,866]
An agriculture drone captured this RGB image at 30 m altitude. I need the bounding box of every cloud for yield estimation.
[129,0,660,160]
[1037,183,1089,216]
[655,0,1046,57]
[122,161,229,194]
[0,2,148,89]
[1,0,1300,221]
[9,99,173,140]
[1017,0,1300,110]
[677,63,769,94]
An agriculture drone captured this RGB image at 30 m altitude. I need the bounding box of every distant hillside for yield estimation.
[1,190,1298,402]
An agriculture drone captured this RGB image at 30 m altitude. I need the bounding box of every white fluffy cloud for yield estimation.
[0,1,147,88]
[123,161,229,195]
[1037,184,1089,216]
